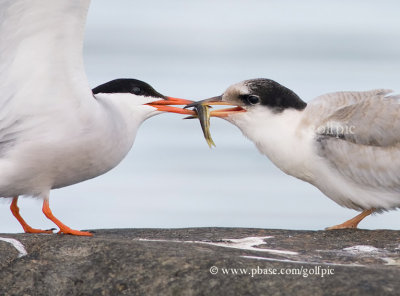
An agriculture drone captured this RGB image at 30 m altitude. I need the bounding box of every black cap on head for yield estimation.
[241,79,306,111]
[92,79,165,99]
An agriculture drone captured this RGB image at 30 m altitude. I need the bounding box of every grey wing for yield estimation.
[319,91,400,146]
[312,90,400,190]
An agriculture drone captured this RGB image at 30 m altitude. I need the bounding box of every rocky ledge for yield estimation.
[0,228,399,295]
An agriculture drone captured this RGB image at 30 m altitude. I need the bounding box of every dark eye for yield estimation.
[131,87,142,95]
[247,95,260,105]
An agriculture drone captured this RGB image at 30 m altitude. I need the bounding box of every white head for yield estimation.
[92,78,193,124]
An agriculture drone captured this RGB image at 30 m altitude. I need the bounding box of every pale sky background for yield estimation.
[1,0,400,233]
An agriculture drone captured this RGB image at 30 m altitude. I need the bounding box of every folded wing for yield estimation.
[309,90,400,191]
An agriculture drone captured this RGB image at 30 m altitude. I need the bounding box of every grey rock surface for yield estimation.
[0,228,399,296]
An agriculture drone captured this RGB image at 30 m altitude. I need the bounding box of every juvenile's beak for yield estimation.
[147,97,196,115]
[184,96,245,117]
[185,96,229,107]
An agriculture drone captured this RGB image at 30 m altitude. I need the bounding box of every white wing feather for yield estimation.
[0,0,92,115]
[0,0,93,156]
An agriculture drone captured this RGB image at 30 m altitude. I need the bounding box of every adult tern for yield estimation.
[0,0,192,236]
[187,78,400,229]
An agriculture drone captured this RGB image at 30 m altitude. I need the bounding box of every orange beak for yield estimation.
[184,96,246,117]
[147,97,196,115]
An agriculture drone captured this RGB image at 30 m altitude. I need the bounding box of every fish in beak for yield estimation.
[185,103,216,147]
[184,96,246,147]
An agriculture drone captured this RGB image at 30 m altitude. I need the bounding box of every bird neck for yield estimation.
[94,93,159,130]
[71,94,155,177]
[229,107,313,180]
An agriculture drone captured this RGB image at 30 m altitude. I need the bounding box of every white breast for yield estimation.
[228,107,316,182]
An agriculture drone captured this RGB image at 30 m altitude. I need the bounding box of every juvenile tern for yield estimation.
[187,78,400,229]
[0,0,192,236]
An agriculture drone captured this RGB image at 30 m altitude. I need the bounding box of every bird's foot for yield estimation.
[42,199,93,236]
[57,227,93,236]
[325,209,374,230]
[325,223,358,230]
[11,197,54,234]
[23,226,55,234]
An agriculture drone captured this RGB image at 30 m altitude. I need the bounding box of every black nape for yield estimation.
[92,79,165,99]
[244,79,307,111]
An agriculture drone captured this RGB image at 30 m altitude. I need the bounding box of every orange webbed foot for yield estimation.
[23,226,55,234]
[326,209,374,230]
[10,197,54,234]
[57,228,93,236]
[42,199,93,236]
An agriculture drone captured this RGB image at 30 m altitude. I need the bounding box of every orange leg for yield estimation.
[42,199,92,236]
[10,197,54,234]
[326,209,374,230]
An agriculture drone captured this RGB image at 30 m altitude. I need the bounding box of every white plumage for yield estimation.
[0,0,191,235]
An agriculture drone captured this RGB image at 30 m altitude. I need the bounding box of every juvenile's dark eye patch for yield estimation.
[243,79,307,111]
[239,94,261,106]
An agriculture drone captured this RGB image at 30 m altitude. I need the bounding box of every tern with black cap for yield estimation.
[0,0,193,236]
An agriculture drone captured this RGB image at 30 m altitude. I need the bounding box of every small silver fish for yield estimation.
[184,104,216,148]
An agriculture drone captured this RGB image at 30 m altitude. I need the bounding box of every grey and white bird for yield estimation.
[0,0,192,236]
[187,78,400,229]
